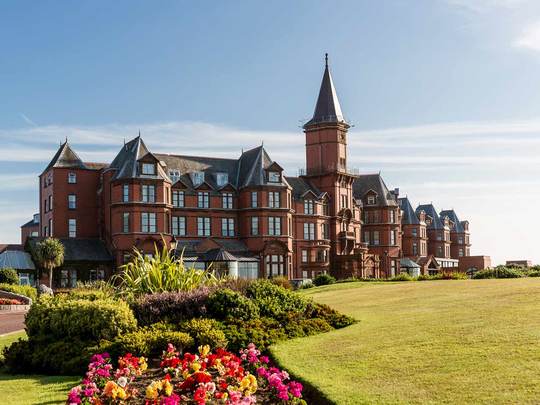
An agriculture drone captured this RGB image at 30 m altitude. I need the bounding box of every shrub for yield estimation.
[0,268,18,285]
[25,295,137,342]
[65,288,113,301]
[390,273,414,282]
[304,302,356,329]
[313,273,336,286]
[417,274,433,281]
[113,243,221,298]
[102,326,193,358]
[246,280,309,319]
[438,271,468,280]
[178,318,228,349]
[207,288,259,321]
[270,276,292,290]
[0,283,37,301]
[473,267,524,279]
[220,317,287,352]
[299,281,314,289]
[279,312,333,338]
[528,270,540,277]
[132,288,211,326]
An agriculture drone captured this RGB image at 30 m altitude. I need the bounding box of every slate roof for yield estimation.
[0,250,36,270]
[27,238,113,262]
[398,197,420,225]
[304,55,346,127]
[44,142,106,174]
[416,204,444,230]
[285,176,324,200]
[109,136,168,181]
[440,210,465,233]
[352,174,398,207]
[174,239,257,262]
[400,258,420,269]
[0,244,24,254]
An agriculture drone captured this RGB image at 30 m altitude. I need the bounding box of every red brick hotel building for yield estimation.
[25,56,472,286]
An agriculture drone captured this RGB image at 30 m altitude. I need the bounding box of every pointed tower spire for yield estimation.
[304,53,346,127]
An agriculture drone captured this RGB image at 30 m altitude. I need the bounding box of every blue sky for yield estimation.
[2,0,540,264]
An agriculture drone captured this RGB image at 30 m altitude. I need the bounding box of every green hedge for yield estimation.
[0,283,37,301]
[0,268,18,285]
[246,280,309,319]
[207,288,259,321]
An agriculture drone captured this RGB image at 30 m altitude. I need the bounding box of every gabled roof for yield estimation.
[398,197,420,225]
[0,250,35,270]
[237,145,287,188]
[285,176,324,200]
[353,174,398,207]
[440,210,465,233]
[304,54,346,127]
[400,258,420,269]
[416,204,444,230]
[43,141,86,173]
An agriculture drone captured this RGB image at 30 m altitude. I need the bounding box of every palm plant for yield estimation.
[35,238,65,288]
[113,242,221,298]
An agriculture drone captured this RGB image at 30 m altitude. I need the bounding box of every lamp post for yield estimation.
[170,235,178,255]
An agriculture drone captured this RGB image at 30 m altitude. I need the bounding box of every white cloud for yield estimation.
[446,0,526,13]
[513,20,540,51]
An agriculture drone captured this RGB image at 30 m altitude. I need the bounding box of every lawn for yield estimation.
[0,331,78,405]
[271,279,540,404]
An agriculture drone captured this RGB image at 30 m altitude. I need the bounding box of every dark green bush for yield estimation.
[417,274,432,281]
[65,288,113,301]
[220,317,287,352]
[179,318,228,349]
[0,268,18,285]
[304,302,356,329]
[313,273,336,286]
[528,270,540,277]
[246,280,309,319]
[390,273,414,282]
[0,283,37,301]
[207,288,259,321]
[280,312,333,338]
[473,267,524,279]
[25,295,137,342]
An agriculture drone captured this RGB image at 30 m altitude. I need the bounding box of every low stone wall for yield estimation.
[0,304,31,311]
[0,290,33,305]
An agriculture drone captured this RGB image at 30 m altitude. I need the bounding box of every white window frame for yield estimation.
[197,217,211,236]
[268,216,281,236]
[222,193,233,209]
[141,163,156,175]
[68,172,77,184]
[172,216,186,236]
[142,184,156,203]
[198,192,209,208]
[221,218,235,237]
[141,212,157,233]
[269,192,280,208]
[122,212,130,233]
[68,219,76,237]
[68,194,76,209]
[251,217,259,236]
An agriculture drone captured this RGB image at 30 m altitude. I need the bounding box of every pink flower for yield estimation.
[288,381,303,398]
[268,373,283,387]
[259,356,269,364]
[256,367,269,378]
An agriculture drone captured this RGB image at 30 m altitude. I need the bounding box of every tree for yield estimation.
[35,238,64,288]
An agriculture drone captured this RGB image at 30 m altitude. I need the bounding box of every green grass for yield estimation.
[0,331,78,405]
[271,279,540,404]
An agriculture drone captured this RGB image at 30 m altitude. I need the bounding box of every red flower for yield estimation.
[193,387,206,404]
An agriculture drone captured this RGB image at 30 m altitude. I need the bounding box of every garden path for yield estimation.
[0,311,26,335]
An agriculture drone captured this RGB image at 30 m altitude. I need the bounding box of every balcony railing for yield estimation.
[298,164,360,177]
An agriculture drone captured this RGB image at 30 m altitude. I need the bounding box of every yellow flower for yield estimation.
[117,387,127,400]
[199,344,210,357]
[103,381,118,398]
[139,357,148,372]
[146,383,158,400]
[163,379,173,396]
[192,362,201,372]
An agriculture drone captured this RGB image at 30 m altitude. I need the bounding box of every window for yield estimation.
[197,217,211,236]
[141,185,156,203]
[390,230,397,246]
[321,223,329,239]
[251,217,259,236]
[141,212,157,233]
[266,254,284,276]
[198,192,209,208]
[304,200,314,215]
[221,218,235,236]
[172,216,186,236]
[44,198,47,212]
[89,269,105,282]
[191,171,204,186]
[48,218,53,236]
[458,236,464,244]
[390,260,396,277]
[268,217,281,236]
[341,194,348,209]
[222,193,233,209]
[317,250,328,263]
[172,190,185,207]
[304,223,315,240]
[68,219,77,237]
[364,231,370,244]
[122,213,130,233]
[367,195,376,205]
[373,231,380,245]
[123,184,129,202]
[67,194,76,209]
[459,248,464,257]
[237,262,259,279]
[68,172,77,184]
[251,192,258,208]
[169,169,181,183]
[389,210,395,223]
[216,173,228,187]
[412,228,418,237]
[437,246,443,257]
[60,269,77,288]
[48,195,53,211]
[268,192,280,208]
[268,171,280,183]
[301,250,308,263]
[141,163,156,175]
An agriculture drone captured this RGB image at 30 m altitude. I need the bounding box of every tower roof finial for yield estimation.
[325,53,328,68]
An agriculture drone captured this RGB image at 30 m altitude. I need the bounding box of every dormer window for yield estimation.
[169,169,181,183]
[191,171,204,186]
[216,172,228,187]
[68,172,77,184]
[268,171,280,183]
[142,163,156,175]
[367,195,376,205]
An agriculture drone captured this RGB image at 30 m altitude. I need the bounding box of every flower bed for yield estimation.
[67,343,305,404]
